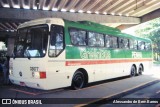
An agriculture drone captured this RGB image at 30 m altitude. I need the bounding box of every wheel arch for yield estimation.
[132,64,137,73]
[139,63,144,71]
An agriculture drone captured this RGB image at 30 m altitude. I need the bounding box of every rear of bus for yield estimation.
[9,18,66,90]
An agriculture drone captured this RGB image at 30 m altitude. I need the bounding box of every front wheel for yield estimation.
[71,71,86,90]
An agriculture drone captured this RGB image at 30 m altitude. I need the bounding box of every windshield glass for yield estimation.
[14,24,48,58]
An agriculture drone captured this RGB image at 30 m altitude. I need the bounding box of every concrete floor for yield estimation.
[0,64,160,107]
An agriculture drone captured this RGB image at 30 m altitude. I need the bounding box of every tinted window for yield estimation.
[145,42,151,51]
[138,41,145,50]
[70,28,87,46]
[110,36,118,48]
[105,35,111,48]
[118,38,129,49]
[129,39,134,49]
[133,40,138,50]
[88,32,104,47]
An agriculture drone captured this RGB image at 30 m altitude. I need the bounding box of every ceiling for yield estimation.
[0,0,160,32]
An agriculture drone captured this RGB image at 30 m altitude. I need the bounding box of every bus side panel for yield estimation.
[46,50,72,89]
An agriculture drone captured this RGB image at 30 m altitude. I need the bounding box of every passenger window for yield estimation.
[70,29,87,46]
[118,38,130,49]
[145,42,151,51]
[105,35,111,48]
[138,41,145,50]
[110,36,118,48]
[129,39,134,49]
[88,32,104,47]
[118,38,125,49]
[133,40,138,50]
[123,38,129,49]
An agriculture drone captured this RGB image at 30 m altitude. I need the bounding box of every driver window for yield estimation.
[49,25,64,57]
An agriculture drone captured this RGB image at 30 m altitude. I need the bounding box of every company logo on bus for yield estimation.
[80,49,111,59]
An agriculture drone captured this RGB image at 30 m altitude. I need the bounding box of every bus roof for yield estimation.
[64,20,151,42]
[17,18,151,42]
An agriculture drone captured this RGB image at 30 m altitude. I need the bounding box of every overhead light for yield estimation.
[103,12,107,15]
[10,30,15,32]
[119,13,122,16]
[61,8,67,12]
[95,11,99,14]
[52,8,58,11]
[87,11,91,14]
[14,5,20,9]
[33,6,37,10]
[126,14,129,16]
[3,4,10,8]
[23,5,30,9]
[78,10,83,13]
[111,13,115,15]
[70,9,75,12]
[43,7,49,10]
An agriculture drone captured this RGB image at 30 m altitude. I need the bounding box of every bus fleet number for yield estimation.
[30,67,39,72]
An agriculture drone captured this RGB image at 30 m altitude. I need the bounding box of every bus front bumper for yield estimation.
[9,75,48,90]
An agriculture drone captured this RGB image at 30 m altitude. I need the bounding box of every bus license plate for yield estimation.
[20,82,26,86]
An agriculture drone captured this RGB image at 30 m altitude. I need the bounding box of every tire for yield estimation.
[138,65,143,75]
[71,71,86,90]
[130,65,136,77]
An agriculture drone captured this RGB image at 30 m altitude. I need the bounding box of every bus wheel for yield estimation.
[138,65,143,75]
[71,71,85,90]
[130,65,136,77]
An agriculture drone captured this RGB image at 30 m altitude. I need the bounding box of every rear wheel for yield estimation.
[130,65,136,77]
[138,65,143,75]
[71,71,86,90]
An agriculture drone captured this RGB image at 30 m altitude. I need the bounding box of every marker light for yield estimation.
[39,72,46,79]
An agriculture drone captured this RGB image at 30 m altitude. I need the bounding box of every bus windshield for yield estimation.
[14,24,48,58]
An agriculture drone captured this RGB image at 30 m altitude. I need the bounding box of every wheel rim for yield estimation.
[131,66,136,77]
[72,72,84,89]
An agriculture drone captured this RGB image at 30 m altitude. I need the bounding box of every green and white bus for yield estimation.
[9,18,152,90]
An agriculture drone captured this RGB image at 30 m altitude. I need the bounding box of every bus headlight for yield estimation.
[9,68,13,75]
[32,71,46,79]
